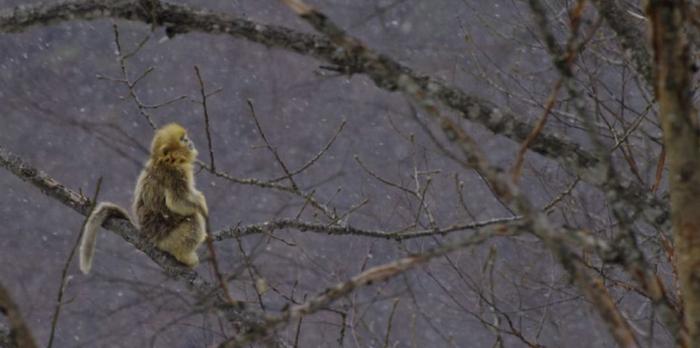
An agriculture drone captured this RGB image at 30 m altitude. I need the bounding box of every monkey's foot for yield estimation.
[175,252,199,268]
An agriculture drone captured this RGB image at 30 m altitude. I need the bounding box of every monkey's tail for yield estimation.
[79,202,130,274]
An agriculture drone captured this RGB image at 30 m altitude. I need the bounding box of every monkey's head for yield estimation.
[151,123,198,165]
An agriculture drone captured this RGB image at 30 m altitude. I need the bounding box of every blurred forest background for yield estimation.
[0,0,691,347]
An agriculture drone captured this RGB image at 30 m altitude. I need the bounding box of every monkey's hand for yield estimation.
[194,190,208,217]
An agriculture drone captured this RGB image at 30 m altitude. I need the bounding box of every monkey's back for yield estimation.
[133,162,190,242]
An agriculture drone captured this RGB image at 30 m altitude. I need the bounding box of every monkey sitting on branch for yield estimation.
[79,123,208,273]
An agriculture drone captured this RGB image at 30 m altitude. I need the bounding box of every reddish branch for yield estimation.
[511,78,562,182]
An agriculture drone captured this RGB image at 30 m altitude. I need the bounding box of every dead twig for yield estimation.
[194,65,217,171]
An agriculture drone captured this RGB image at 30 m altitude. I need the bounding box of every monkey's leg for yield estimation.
[156,215,205,267]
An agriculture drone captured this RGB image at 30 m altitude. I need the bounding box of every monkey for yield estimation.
[79,123,208,274]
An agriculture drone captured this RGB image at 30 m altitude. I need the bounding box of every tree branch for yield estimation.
[0,145,266,335]
[213,216,521,241]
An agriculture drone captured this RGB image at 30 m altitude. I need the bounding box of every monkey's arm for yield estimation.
[163,169,207,217]
[194,190,208,216]
[164,188,206,216]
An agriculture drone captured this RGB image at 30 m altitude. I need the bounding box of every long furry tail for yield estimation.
[79,202,130,274]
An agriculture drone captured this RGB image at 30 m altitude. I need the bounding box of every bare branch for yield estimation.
[110,24,157,129]
[213,216,521,242]
[197,160,338,219]
[194,65,217,171]
[268,120,346,183]
[247,99,298,191]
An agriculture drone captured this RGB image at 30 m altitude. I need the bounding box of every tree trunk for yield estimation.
[648,1,698,346]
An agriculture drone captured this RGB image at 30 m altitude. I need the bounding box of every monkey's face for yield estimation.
[179,133,198,159]
[151,123,199,164]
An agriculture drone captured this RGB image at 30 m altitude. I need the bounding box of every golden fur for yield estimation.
[79,123,208,274]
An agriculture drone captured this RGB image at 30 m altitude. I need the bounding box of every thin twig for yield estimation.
[246,99,298,190]
[383,298,400,348]
[543,178,580,213]
[511,78,562,183]
[194,65,217,171]
[268,120,346,183]
[204,215,237,305]
[197,160,337,219]
[111,24,157,129]
[354,155,414,195]
[235,234,266,311]
[325,198,368,228]
[293,312,304,348]
[651,146,666,193]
